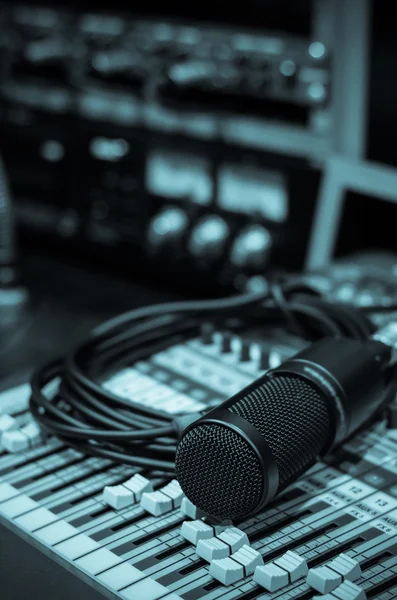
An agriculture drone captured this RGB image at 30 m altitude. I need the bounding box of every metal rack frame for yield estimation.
[306,155,397,268]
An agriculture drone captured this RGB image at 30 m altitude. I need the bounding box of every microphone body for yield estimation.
[175,337,391,520]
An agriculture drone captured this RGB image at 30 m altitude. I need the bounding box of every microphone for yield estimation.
[175,336,393,521]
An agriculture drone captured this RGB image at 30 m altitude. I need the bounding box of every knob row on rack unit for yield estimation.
[146,205,273,270]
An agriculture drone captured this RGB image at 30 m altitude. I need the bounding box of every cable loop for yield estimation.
[29,276,376,474]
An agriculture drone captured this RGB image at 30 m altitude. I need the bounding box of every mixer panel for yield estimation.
[1,331,397,600]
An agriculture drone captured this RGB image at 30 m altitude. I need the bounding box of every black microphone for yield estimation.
[175,337,393,521]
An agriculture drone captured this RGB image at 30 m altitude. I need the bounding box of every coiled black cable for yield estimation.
[30,277,378,474]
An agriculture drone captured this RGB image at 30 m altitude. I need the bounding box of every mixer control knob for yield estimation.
[200,322,215,345]
[220,332,233,353]
[188,214,230,260]
[259,347,269,370]
[147,206,189,249]
[230,224,272,270]
[239,340,251,362]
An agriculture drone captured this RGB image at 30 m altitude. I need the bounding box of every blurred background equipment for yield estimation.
[307,157,397,269]
[0,155,16,277]
[0,0,371,292]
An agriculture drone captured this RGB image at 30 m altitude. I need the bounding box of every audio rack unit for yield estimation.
[0,1,370,291]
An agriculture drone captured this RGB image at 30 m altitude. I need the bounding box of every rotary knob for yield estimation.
[229,224,272,270]
[188,214,230,260]
[146,206,189,250]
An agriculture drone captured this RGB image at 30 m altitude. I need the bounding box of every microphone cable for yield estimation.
[29,276,394,474]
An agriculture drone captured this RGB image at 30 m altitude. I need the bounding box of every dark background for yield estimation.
[368,1,397,167]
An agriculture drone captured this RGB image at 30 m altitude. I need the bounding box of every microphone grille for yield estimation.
[175,423,264,519]
[230,375,333,488]
[176,375,334,520]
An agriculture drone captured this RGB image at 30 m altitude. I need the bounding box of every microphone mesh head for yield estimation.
[176,375,333,520]
[229,375,332,486]
[176,422,264,520]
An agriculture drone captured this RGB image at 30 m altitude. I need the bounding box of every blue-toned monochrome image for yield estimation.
[1,2,397,599]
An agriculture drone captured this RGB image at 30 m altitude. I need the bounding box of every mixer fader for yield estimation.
[1,332,397,600]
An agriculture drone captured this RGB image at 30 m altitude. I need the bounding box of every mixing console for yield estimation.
[1,331,397,600]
